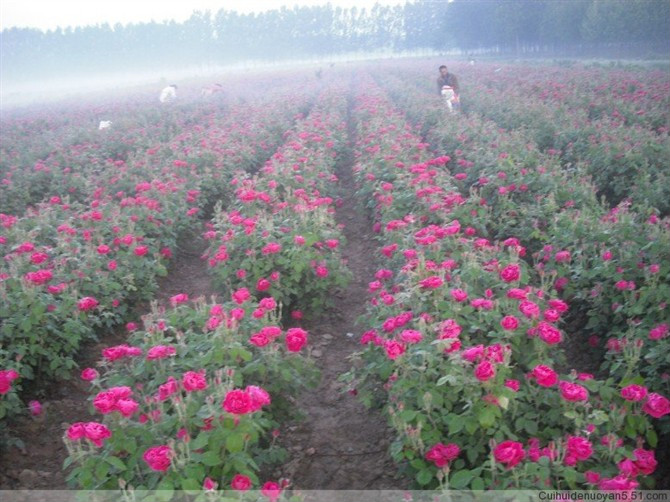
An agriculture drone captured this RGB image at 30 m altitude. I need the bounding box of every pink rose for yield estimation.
[537,321,563,345]
[419,275,443,289]
[530,365,558,387]
[450,288,468,302]
[285,327,308,352]
[158,377,179,401]
[425,442,460,467]
[598,474,639,491]
[246,385,271,411]
[182,370,208,392]
[499,264,521,283]
[115,398,139,417]
[223,389,253,415]
[77,296,99,311]
[28,400,42,416]
[566,436,593,461]
[232,287,251,304]
[81,368,99,381]
[146,345,176,360]
[262,242,281,255]
[584,471,601,484]
[555,250,571,263]
[493,440,525,468]
[519,300,540,319]
[474,360,496,382]
[400,329,422,344]
[505,379,520,392]
[67,422,87,441]
[384,340,406,360]
[203,478,217,491]
[231,474,252,491]
[315,265,329,278]
[169,293,189,306]
[500,315,519,331]
[83,422,112,447]
[559,381,589,402]
[620,384,648,402]
[633,448,657,475]
[462,344,484,362]
[643,393,670,418]
[143,445,172,472]
[261,481,282,502]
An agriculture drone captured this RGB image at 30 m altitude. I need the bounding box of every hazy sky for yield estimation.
[1,0,407,31]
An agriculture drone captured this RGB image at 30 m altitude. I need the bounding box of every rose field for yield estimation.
[0,59,669,497]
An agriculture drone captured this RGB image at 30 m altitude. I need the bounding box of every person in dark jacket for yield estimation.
[437,65,460,112]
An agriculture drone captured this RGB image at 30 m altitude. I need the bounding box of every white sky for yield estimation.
[1,0,408,31]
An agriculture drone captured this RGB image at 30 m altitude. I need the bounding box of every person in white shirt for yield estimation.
[159,84,177,103]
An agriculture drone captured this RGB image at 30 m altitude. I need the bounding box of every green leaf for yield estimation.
[416,469,433,486]
[478,406,496,429]
[106,456,127,471]
[181,478,201,492]
[201,451,223,466]
[226,433,245,453]
[156,479,174,501]
[471,477,485,490]
[450,469,474,489]
[646,428,658,448]
[448,415,465,435]
[191,432,210,450]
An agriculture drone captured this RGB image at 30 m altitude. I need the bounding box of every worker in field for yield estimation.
[201,83,223,97]
[159,84,178,103]
[437,65,460,113]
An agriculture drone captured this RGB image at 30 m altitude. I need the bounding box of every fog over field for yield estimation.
[2,0,668,109]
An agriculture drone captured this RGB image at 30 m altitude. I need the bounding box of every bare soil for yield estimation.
[275,142,407,490]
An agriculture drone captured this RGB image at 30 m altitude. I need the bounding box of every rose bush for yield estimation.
[64,295,318,491]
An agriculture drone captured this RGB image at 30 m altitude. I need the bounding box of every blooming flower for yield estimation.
[425,443,460,467]
[493,440,525,468]
[143,445,172,472]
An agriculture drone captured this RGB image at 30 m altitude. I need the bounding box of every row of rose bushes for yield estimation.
[64,293,316,496]
[342,76,667,491]
[0,76,313,217]
[386,62,670,215]
[377,71,670,434]
[204,86,352,317]
[62,83,354,495]
[0,84,316,444]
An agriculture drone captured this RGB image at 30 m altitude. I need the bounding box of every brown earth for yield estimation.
[274,139,407,490]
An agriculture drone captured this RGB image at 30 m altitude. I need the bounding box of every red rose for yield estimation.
[182,370,208,392]
[620,384,648,402]
[425,442,460,467]
[285,327,308,352]
[500,315,519,331]
[559,381,589,402]
[643,393,670,418]
[493,440,525,468]
[223,389,253,415]
[566,436,593,461]
[499,264,521,283]
[143,445,172,472]
[474,360,496,382]
[231,474,252,491]
[530,365,558,387]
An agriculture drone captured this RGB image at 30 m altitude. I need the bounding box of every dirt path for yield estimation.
[0,226,215,489]
[276,111,406,491]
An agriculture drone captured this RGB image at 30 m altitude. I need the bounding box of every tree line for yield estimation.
[2,0,668,82]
